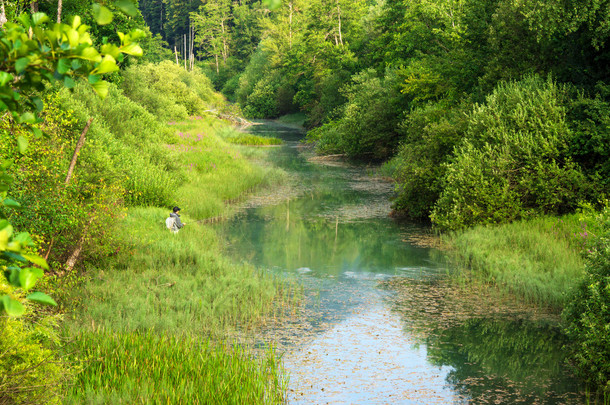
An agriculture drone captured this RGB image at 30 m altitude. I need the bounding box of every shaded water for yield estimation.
[218,122,585,404]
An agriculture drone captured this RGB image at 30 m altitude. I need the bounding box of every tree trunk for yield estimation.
[221,20,228,64]
[175,45,179,65]
[65,118,93,186]
[0,0,7,29]
[57,0,62,23]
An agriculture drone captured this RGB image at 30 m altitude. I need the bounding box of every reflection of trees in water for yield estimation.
[383,278,585,404]
[427,318,582,404]
[224,197,432,276]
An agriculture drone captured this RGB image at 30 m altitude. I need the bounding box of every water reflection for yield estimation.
[218,121,585,404]
[427,318,581,404]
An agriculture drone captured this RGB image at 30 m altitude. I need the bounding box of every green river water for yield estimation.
[218,121,586,404]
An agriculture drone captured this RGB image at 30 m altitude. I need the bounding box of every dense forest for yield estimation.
[1,0,610,402]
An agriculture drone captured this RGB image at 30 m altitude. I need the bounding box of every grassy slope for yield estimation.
[63,117,292,403]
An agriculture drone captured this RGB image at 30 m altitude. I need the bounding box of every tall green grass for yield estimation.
[447,214,588,309]
[64,331,286,404]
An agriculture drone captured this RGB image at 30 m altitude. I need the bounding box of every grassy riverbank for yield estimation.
[445,214,590,309]
[62,117,295,403]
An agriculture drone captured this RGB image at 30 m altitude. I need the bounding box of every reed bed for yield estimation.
[446,214,588,309]
[64,331,286,404]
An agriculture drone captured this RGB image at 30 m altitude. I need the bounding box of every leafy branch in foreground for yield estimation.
[0,8,142,317]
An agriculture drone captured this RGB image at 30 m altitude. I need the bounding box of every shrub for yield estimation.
[391,101,469,220]
[307,69,404,161]
[431,75,588,230]
[121,61,224,121]
[56,82,181,208]
[0,314,68,405]
[563,207,610,394]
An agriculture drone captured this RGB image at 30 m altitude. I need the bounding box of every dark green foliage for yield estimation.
[566,86,610,191]
[432,76,588,230]
[391,102,469,220]
[306,69,404,160]
[563,207,610,393]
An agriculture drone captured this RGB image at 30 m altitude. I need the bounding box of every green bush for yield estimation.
[431,76,588,230]
[0,314,68,405]
[306,69,404,161]
[57,82,181,208]
[121,61,224,121]
[566,86,610,191]
[391,101,469,220]
[563,207,610,393]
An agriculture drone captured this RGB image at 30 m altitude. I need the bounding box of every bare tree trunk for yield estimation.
[65,218,92,272]
[184,34,187,70]
[221,20,228,64]
[65,118,93,186]
[175,45,179,65]
[215,53,219,73]
[0,0,7,29]
[57,0,63,23]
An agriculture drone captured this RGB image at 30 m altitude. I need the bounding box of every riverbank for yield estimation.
[61,117,297,403]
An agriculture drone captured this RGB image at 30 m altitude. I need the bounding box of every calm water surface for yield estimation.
[218,121,585,404]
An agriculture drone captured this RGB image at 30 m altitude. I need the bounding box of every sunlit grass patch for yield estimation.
[65,206,293,337]
[64,331,286,404]
[225,133,283,146]
[446,214,588,309]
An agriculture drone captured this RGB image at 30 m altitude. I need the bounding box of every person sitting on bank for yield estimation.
[168,206,186,233]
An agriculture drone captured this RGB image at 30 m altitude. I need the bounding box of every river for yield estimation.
[217,121,585,404]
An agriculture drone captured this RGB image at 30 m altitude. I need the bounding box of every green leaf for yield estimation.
[17,136,28,153]
[1,295,25,317]
[4,251,26,262]
[3,198,21,209]
[57,58,71,74]
[72,15,82,29]
[32,12,50,26]
[15,58,30,74]
[23,254,49,270]
[6,267,20,286]
[91,80,109,98]
[20,112,36,124]
[31,128,43,138]
[14,232,34,246]
[32,97,44,112]
[0,72,13,86]
[79,47,101,62]
[93,4,114,25]
[115,0,138,16]
[88,74,101,84]
[64,76,76,88]
[0,229,9,250]
[19,267,39,291]
[101,43,120,58]
[120,43,143,57]
[27,292,57,307]
[71,60,82,70]
[93,55,119,74]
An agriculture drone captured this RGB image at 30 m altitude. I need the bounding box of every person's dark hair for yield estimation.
[172,206,181,213]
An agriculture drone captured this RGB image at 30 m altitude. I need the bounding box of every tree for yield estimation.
[191,0,232,73]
